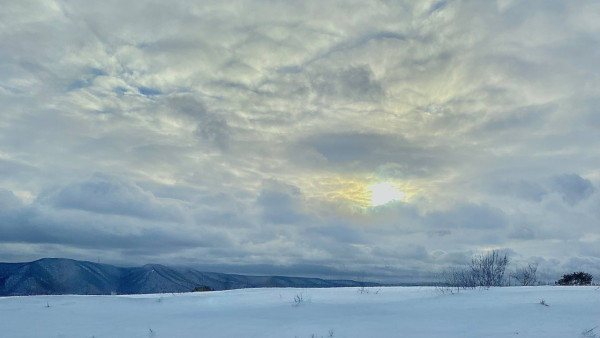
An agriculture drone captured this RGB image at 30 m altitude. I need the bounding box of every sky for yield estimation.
[0,0,599,283]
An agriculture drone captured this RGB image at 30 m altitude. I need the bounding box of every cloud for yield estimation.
[508,226,536,240]
[487,179,547,202]
[0,180,233,263]
[308,65,384,102]
[372,244,430,261]
[257,180,307,224]
[551,174,595,206]
[166,95,231,151]
[294,132,446,178]
[0,0,599,281]
[314,225,366,243]
[138,86,161,96]
[37,174,183,222]
[167,95,207,119]
[426,203,508,230]
[194,118,230,151]
[0,189,22,211]
[0,158,39,180]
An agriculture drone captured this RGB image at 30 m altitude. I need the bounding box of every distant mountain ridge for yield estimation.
[0,258,380,296]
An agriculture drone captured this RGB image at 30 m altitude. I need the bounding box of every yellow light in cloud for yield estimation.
[314,176,372,207]
[367,182,405,206]
[309,175,417,211]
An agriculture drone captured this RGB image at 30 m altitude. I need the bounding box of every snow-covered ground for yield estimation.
[1,286,598,337]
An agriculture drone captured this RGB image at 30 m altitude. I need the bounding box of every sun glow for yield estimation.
[311,175,416,210]
[367,183,405,206]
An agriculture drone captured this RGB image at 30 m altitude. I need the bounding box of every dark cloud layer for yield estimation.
[296,132,446,178]
[0,0,599,282]
[552,174,595,206]
[39,174,183,222]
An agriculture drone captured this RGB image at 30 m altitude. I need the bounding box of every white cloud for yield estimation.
[0,0,599,281]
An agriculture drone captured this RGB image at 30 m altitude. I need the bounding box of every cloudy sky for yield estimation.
[1,0,599,282]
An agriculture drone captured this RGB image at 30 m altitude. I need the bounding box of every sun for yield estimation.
[367,182,405,206]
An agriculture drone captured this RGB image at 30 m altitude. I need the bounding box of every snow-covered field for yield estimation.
[1,286,598,337]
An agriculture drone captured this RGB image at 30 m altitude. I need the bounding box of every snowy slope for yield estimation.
[0,286,598,337]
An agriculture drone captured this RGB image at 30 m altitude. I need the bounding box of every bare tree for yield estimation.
[440,250,510,289]
[446,268,476,289]
[439,266,478,293]
[512,263,538,286]
[470,250,509,287]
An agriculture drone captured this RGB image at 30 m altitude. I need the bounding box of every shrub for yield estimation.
[192,285,214,292]
[293,293,305,307]
[470,250,509,287]
[512,263,538,286]
[440,267,476,292]
[582,327,598,338]
[556,272,593,286]
[441,250,510,289]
